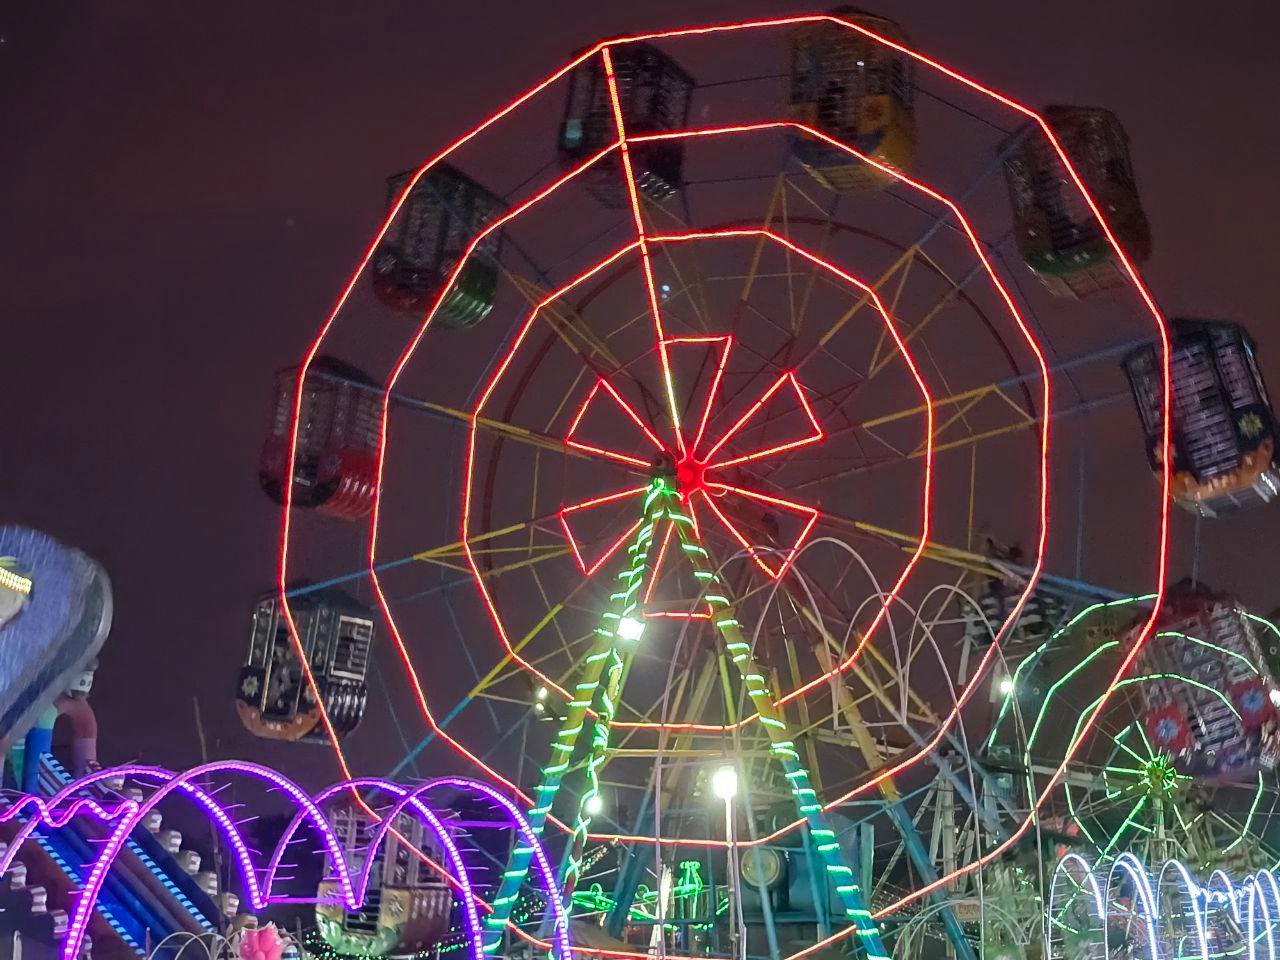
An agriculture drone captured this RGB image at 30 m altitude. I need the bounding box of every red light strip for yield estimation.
[558,485,648,576]
[615,125,1156,933]
[700,483,820,580]
[561,517,644,579]
[563,440,651,469]
[274,43,614,790]
[595,20,1169,910]
[561,485,650,515]
[271,45,632,943]
[700,371,791,463]
[613,6,1171,761]
[460,243,641,708]
[697,487,780,579]
[645,225,935,713]
[450,224,929,747]
[668,335,733,455]
[705,372,824,469]
[601,47,686,458]
[564,380,601,439]
[596,376,669,452]
[366,145,629,789]
[637,517,716,619]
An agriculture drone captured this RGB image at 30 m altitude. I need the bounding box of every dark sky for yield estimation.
[3,2,1278,782]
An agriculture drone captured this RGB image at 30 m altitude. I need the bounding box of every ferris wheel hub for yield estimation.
[672,455,707,496]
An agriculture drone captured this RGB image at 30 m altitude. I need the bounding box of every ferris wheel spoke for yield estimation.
[866,250,996,384]
[781,182,845,342]
[646,203,715,333]
[864,254,916,376]
[509,272,629,376]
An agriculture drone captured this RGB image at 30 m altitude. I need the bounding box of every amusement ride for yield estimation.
[3,9,1279,960]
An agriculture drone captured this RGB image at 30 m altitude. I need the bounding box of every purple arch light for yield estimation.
[0,763,569,960]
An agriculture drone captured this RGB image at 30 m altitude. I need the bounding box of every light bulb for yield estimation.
[585,794,604,815]
[536,686,549,701]
[617,616,645,642]
[711,764,738,800]
[998,676,1015,696]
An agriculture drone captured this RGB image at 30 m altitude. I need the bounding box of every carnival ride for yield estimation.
[0,529,239,960]
[5,7,1273,960]
[239,7,1280,960]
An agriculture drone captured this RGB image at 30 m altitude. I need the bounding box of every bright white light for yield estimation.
[617,616,645,642]
[536,686,549,701]
[998,676,1015,696]
[711,764,738,800]
[534,701,546,714]
[1270,687,1280,708]
[584,794,604,815]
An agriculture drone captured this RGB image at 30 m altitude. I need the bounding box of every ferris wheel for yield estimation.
[239,9,1280,960]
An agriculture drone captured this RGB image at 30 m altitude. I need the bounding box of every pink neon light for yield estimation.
[0,765,567,960]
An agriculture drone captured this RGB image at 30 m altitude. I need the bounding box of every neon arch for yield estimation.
[0,764,564,960]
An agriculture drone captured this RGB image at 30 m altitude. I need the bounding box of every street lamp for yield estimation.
[711,764,745,960]
[711,764,738,800]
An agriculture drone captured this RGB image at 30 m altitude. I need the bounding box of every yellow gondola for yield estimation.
[788,8,915,191]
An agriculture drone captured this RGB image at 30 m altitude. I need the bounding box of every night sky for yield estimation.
[3,2,1278,782]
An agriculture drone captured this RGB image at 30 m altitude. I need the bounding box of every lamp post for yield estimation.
[711,764,746,960]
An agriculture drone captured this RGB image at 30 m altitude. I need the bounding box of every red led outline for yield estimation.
[700,482,822,580]
[485,226,928,722]
[554,315,870,587]
[272,43,616,797]
[269,45,627,946]
[562,440,650,469]
[558,485,647,577]
[703,372,824,469]
[461,243,644,709]
[641,520,676,607]
[637,516,716,621]
[276,14,1173,927]
[601,47,686,458]
[565,376,668,467]
[673,335,734,454]
[365,145,633,795]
